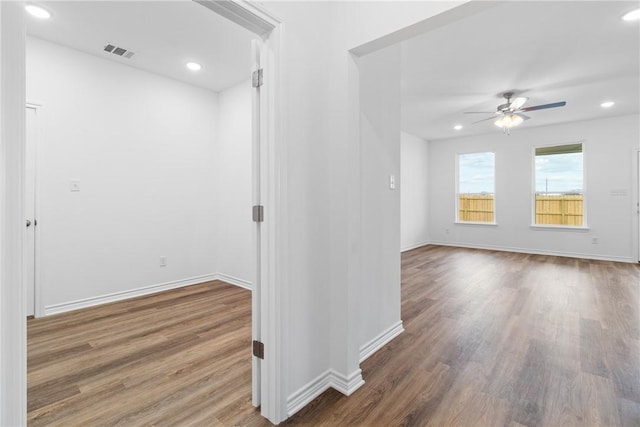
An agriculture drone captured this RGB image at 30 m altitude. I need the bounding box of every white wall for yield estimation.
[358,44,403,355]
[401,132,429,251]
[260,3,334,408]
[27,37,220,312]
[216,81,254,287]
[260,1,474,418]
[428,114,640,262]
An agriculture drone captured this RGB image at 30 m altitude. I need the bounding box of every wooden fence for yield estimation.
[458,194,494,223]
[458,194,583,225]
[535,194,583,226]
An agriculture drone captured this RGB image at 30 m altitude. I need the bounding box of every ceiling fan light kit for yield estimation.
[465,92,567,135]
[494,113,524,129]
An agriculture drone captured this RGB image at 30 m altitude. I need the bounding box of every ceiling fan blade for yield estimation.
[464,111,497,114]
[520,101,566,112]
[472,115,499,124]
[518,113,531,121]
[509,97,528,110]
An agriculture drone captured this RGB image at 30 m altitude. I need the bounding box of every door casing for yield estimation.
[24,104,41,318]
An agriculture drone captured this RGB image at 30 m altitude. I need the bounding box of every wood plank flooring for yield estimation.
[28,246,640,426]
[283,246,640,426]
[27,280,268,427]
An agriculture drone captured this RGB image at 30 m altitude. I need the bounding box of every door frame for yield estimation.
[0,1,287,425]
[25,102,44,319]
[195,3,286,422]
[1,3,28,425]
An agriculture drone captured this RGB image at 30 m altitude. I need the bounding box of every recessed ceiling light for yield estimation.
[453,125,463,131]
[600,101,615,108]
[186,62,202,71]
[25,4,51,19]
[622,8,640,21]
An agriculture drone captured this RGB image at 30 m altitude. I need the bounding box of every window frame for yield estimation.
[455,150,497,225]
[531,140,588,230]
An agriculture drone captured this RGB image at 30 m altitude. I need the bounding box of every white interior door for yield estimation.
[251,38,262,408]
[25,106,37,317]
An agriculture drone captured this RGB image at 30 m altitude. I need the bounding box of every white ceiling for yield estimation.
[26,1,257,93]
[26,1,639,128]
[401,1,640,141]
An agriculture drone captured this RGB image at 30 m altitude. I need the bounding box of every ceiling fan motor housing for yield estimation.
[497,102,511,113]
[497,92,515,112]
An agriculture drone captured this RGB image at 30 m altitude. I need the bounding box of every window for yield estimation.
[534,143,584,226]
[457,152,495,223]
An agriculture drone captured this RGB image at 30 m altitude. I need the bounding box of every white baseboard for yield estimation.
[359,320,404,363]
[286,370,333,418]
[401,241,430,252]
[429,241,635,264]
[44,272,254,316]
[328,368,365,396]
[286,368,365,418]
[213,273,253,290]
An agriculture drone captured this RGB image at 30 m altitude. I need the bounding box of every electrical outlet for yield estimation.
[160,256,167,267]
[591,237,599,244]
[445,228,450,234]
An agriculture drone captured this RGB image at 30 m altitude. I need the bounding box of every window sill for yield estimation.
[530,224,589,232]
[455,221,497,227]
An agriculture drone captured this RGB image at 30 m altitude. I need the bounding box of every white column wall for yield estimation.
[401,132,429,251]
[0,2,27,425]
[358,44,403,356]
[263,1,473,416]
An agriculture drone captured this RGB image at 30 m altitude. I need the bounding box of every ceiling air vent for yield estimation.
[103,44,135,59]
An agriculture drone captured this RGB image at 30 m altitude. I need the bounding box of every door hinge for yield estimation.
[252,205,264,222]
[253,340,264,359]
[252,68,263,88]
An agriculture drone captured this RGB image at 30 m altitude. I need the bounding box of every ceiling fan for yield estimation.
[465,92,566,133]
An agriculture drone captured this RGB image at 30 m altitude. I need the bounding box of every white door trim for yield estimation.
[1,2,27,425]
[195,2,285,422]
[250,38,263,409]
[259,23,287,424]
[25,103,44,319]
[194,0,278,36]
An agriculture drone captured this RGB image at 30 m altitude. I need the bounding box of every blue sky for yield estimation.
[535,153,583,193]
[458,152,494,194]
[458,151,583,194]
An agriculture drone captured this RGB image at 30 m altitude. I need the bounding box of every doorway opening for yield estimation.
[22,0,282,424]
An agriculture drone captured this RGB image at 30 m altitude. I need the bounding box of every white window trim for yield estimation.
[455,151,497,225]
[530,224,590,232]
[455,221,498,226]
[531,140,587,229]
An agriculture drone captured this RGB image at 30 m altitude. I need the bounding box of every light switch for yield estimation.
[389,174,396,190]
[70,180,80,192]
